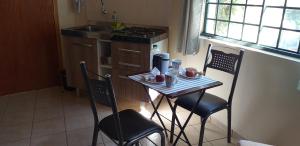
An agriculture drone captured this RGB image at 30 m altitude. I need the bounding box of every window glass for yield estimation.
[216,21,229,37]
[265,0,285,6]
[262,8,283,27]
[283,9,300,30]
[219,0,231,3]
[228,23,243,40]
[258,27,279,47]
[247,0,263,5]
[207,4,217,19]
[231,6,245,22]
[287,0,300,8]
[232,0,246,4]
[203,0,300,57]
[279,30,300,52]
[217,5,231,20]
[242,25,258,43]
[208,0,218,2]
[245,7,262,24]
[206,20,216,34]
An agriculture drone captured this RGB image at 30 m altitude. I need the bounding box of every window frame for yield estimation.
[202,0,300,58]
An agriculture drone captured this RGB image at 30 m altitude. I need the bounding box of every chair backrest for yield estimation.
[203,44,244,105]
[80,61,124,144]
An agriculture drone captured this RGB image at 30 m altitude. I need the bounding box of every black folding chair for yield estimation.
[80,61,165,146]
[170,44,244,146]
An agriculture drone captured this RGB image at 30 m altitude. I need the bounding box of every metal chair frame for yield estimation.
[80,61,165,146]
[171,44,244,146]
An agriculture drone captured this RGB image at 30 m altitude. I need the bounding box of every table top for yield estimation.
[129,73,223,98]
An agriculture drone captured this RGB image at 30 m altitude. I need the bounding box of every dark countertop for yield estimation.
[61,23,168,44]
[61,25,112,40]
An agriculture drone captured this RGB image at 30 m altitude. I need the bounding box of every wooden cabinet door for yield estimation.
[112,41,150,100]
[0,1,17,94]
[0,0,60,95]
[63,37,99,90]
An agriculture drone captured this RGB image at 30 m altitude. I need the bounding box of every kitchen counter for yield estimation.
[61,22,169,100]
[61,22,168,44]
[61,25,112,40]
[111,27,168,44]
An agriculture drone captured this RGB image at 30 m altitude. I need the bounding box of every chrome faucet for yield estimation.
[99,0,108,14]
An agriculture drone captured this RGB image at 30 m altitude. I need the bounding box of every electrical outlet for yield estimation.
[297,80,300,91]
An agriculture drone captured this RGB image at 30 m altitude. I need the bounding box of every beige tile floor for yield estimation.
[0,87,242,146]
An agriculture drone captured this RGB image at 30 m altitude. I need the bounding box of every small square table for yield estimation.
[129,73,222,146]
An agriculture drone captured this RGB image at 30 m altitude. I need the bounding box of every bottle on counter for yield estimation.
[111,11,125,31]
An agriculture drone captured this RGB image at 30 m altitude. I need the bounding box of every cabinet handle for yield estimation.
[118,48,141,53]
[119,62,141,68]
[72,43,94,48]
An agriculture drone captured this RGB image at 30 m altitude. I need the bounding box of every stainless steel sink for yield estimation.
[61,24,112,39]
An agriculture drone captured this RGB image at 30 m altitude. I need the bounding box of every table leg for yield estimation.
[173,90,206,146]
[143,86,169,137]
[150,95,164,119]
[166,97,191,146]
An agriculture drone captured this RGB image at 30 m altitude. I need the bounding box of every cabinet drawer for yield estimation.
[118,48,142,65]
[111,41,151,100]
[75,37,97,45]
[118,62,141,76]
[65,37,97,48]
[114,42,146,52]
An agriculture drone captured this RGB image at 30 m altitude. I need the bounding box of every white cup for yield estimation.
[165,72,178,88]
[171,59,182,70]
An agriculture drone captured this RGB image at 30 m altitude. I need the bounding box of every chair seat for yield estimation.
[99,109,163,142]
[175,92,228,118]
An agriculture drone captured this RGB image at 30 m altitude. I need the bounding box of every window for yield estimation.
[202,0,300,58]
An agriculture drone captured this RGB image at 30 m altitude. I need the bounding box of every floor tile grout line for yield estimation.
[61,89,71,146]
[206,137,228,142]
[32,92,65,123]
[0,87,239,146]
[0,95,10,123]
[0,138,30,145]
[98,108,111,146]
[190,124,210,142]
[100,131,107,146]
[30,131,69,139]
[58,88,102,145]
[29,90,38,146]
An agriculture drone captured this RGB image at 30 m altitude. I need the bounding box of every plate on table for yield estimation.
[179,72,202,79]
[144,79,165,84]
[142,74,164,84]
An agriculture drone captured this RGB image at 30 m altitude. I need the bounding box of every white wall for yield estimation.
[198,40,300,145]
[56,0,88,28]
[86,0,171,26]
[57,0,171,27]
[56,0,89,69]
[168,1,300,145]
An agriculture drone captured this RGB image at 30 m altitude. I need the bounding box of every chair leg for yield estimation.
[92,126,99,146]
[159,131,165,146]
[227,108,232,143]
[170,104,177,143]
[125,141,134,146]
[198,118,208,146]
